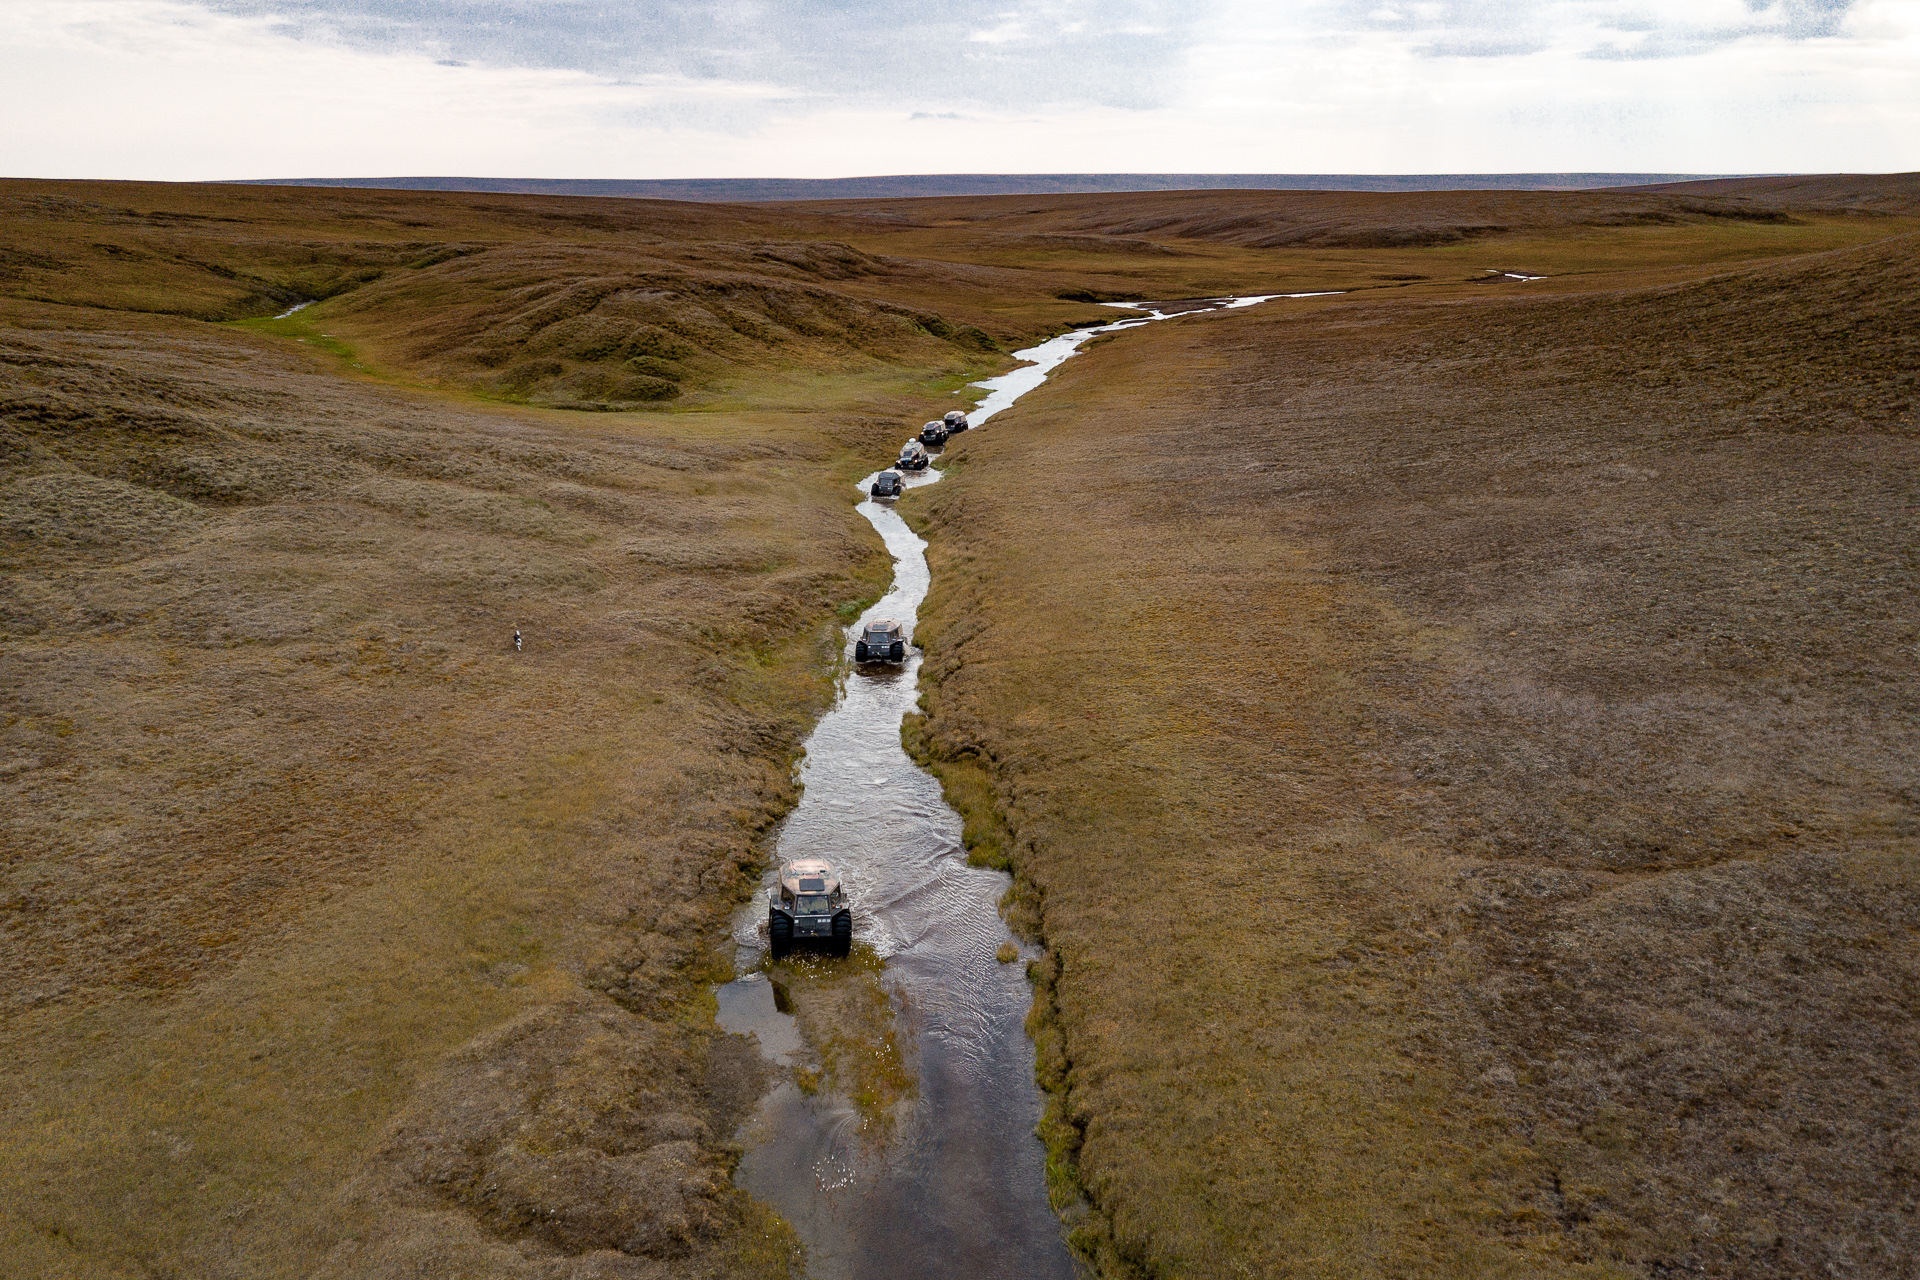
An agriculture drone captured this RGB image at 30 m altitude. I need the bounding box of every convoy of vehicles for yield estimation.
[782,410,981,962]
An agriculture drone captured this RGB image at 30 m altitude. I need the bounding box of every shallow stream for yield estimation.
[714,294,1335,1279]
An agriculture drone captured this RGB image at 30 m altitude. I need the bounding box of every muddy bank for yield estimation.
[908,238,1920,1277]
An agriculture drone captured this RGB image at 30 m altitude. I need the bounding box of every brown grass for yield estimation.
[908,232,1919,1277]
[1622,171,1920,214]
[4,176,1916,1279]
[0,297,916,1276]
[787,185,1807,248]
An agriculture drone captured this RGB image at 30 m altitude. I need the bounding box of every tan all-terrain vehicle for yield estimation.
[854,618,907,664]
[769,857,851,958]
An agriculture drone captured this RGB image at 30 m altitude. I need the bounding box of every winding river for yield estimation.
[714,294,1334,1279]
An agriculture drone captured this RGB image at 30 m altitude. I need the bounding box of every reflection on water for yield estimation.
[715,973,806,1066]
[716,296,1319,1279]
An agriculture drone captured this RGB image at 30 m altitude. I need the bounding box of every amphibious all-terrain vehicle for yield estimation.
[854,617,907,664]
[870,468,904,499]
[897,441,930,471]
[942,410,970,434]
[769,857,852,958]
[919,419,949,447]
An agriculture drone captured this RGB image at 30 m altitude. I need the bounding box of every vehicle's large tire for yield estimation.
[769,913,792,960]
[854,641,869,662]
[889,641,904,661]
[831,911,852,958]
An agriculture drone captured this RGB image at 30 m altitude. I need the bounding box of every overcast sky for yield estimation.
[4,0,1916,179]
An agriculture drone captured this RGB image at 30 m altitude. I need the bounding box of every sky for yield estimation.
[3,0,1917,180]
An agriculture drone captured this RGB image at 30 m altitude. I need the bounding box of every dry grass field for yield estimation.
[0,181,1015,1280]
[907,222,1918,1278]
[3,175,1915,1279]
[0,312,886,1279]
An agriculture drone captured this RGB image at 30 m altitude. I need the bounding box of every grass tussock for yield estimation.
[770,949,916,1135]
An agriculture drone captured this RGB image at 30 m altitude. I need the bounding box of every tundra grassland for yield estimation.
[2,176,1914,1278]
[906,223,1919,1278]
[0,181,1032,1280]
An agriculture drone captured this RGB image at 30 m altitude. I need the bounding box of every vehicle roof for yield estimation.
[784,857,834,875]
[778,857,842,892]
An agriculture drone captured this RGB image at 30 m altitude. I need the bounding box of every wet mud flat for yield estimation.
[713,299,1299,1279]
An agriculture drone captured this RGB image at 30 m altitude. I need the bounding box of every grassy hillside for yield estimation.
[1623,171,1920,214]
[906,232,1919,1278]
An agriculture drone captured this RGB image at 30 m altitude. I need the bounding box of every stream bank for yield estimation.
[714,297,1324,1279]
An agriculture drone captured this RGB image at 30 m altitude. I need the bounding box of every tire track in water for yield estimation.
[714,294,1337,1279]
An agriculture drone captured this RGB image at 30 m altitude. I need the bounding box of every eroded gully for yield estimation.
[714,293,1337,1279]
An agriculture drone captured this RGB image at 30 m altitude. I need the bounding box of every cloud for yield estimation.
[1749,0,1860,36]
[193,0,1205,110]
[1332,0,1872,60]
[968,15,1032,43]
[2,0,1915,179]
[1413,35,1550,54]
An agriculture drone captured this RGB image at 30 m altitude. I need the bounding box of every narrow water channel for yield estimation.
[714,295,1335,1279]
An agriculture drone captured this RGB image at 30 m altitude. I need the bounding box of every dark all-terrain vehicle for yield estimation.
[897,441,930,471]
[919,419,949,447]
[854,617,907,664]
[769,857,852,958]
[943,410,970,434]
[870,469,904,499]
